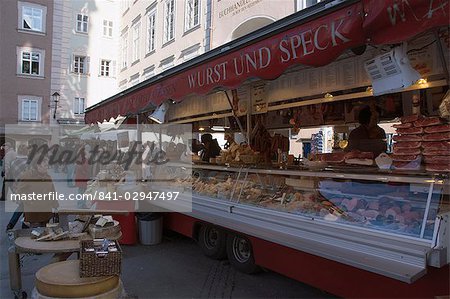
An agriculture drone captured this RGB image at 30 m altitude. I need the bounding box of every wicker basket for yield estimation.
[80,240,122,277]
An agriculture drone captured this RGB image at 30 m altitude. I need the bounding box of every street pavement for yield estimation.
[0,171,335,299]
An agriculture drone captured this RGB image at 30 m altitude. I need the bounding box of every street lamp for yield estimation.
[52,92,60,119]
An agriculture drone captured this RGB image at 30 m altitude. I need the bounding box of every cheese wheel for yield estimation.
[35,260,119,298]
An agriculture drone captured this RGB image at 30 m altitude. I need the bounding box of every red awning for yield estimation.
[85,0,449,124]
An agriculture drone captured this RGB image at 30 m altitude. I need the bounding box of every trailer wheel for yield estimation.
[226,234,260,274]
[198,225,227,260]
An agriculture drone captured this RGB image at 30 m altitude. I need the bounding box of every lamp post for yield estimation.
[52,92,60,119]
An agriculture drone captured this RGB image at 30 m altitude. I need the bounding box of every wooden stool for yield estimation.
[34,260,122,298]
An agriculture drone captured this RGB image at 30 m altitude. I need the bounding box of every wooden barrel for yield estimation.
[35,260,120,298]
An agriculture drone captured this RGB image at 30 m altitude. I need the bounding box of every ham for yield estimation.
[424,156,450,164]
[393,148,421,155]
[422,132,450,141]
[392,155,419,161]
[413,117,442,127]
[421,141,450,150]
[423,149,450,156]
[393,123,412,129]
[345,158,373,166]
[400,114,421,123]
[397,127,424,135]
[341,198,358,211]
[345,151,374,160]
[426,163,450,172]
[393,142,422,149]
[393,159,421,170]
[319,152,347,163]
[424,124,450,134]
[393,135,422,142]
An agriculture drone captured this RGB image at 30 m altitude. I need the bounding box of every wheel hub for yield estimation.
[232,237,250,263]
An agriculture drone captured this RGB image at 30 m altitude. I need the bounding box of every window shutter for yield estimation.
[98,59,102,76]
[70,55,74,73]
[85,56,90,74]
[111,60,117,78]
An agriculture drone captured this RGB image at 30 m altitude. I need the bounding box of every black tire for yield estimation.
[198,225,227,260]
[226,234,260,274]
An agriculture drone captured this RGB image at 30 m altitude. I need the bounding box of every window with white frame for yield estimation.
[21,99,39,121]
[20,50,41,75]
[100,60,111,76]
[18,2,46,32]
[185,0,200,31]
[72,55,89,74]
[121,32,128,69]
[132,22,140,62]
[76,13,88,33]
[74,97,85,115]
[103,20,113,37]
[147,9,156,53]
[163,0,175,44]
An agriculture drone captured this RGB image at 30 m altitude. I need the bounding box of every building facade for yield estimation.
[0,0,54,128]
[117,0,208,91]
[116,0,322,92]
[51,0,120,123]
[0,0,323,138]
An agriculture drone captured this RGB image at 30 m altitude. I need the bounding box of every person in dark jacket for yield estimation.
[200,134,221,162]
[347,105,387,157]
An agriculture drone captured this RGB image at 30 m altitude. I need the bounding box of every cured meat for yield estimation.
[426,164,450,172]
[413,117,442,127]
[393,142,422,149]
[422,132,450,141]
[393,123,412,129]
[392,148,421,155]
[424,156,450,164]
[392,155,419,161]
[319,152,347,163]
[345,158,373,166]
[345,151,374,160]
[393,135,422,142]
[397,127,423,135]
[393,160,421,170]
[400,114,421,123]
[422,149,450,156]
[421,141,450,150]
[424,124,450,134]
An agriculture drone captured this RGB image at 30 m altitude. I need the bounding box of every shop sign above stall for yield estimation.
[362,0,449,45]
[85,0,449,123]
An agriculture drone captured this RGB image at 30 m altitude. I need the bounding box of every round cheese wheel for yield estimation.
[35,260,119,298]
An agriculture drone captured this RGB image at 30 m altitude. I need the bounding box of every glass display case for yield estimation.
[184,165,446,241]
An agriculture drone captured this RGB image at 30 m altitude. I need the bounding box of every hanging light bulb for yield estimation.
[415,78,428,85]
[324,93,333,99]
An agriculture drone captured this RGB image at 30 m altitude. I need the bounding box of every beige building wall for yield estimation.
[211,0,295,47]
[0,0,54,126]
[51,0,120,123]
[118,0,208,92]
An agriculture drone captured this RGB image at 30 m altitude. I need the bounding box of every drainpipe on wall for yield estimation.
[204,0,213,52]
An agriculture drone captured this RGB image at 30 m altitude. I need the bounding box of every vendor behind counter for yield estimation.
[347,105,387,157]
[200,134,221,162]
